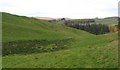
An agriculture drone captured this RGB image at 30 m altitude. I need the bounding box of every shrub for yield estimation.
[2,38,72,56]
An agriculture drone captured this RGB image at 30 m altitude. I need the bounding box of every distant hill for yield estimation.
[33,17,57,20]
[95,17,118,25]
[104,16,118,19]
[32,17,71,21]
[68,17,118,25]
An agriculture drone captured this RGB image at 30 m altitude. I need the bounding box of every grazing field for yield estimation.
[95,17,118,25]
[2,12,118,68]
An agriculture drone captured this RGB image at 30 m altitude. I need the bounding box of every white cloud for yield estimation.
[0,0,119,18]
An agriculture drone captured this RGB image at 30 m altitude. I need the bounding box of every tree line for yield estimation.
[64,20,110,35]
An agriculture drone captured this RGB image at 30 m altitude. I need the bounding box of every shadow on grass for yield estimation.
[2,38,73,56]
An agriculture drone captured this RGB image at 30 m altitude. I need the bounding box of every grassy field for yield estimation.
[95,18,118,25]
[2,12,118,68]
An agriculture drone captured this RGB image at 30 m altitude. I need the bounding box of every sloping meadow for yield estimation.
[2,12,76,56]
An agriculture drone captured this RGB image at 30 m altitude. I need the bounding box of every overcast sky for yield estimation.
[0,0,119,19]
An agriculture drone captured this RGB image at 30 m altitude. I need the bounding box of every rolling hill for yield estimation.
[2,12,118,68]
[95,17,118,25]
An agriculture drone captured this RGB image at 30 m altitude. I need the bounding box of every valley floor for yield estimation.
[2,33,118,68]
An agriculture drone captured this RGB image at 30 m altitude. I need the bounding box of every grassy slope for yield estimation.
[3,12,93,42]
[2,12,118,68]
[95,18,118,25]
[0,12,2,41]
[0,12,2,69]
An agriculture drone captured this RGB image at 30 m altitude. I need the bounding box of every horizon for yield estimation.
[2,12,118,19]
[0,0,119,19]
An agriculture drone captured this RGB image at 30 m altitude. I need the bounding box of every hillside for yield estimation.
[3,12,94,42]
[2,12,118,68]
[95,17,118,25]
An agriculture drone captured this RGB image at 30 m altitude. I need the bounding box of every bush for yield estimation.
[2,38,72,56]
